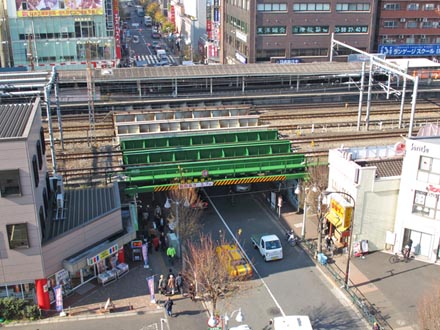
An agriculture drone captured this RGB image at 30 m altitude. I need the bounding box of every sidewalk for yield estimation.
[278,201,440,330]
[4,246,208,328]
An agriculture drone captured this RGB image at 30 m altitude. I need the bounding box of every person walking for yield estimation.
[164,297,174,317]
[158,274,167,296]
[175,273,183,295]
[167,245,176,266]
[188,282,195,301]
[160,232,167,251]
[152,235,160,252]
[167,274,175,295]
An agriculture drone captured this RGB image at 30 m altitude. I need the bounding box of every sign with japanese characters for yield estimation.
[379,44,440,57]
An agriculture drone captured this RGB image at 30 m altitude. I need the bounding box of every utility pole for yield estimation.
[85,42,96,145]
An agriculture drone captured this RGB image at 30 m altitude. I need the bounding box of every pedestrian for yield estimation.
[175,273,183,294]
[188,282,195,301]
[159,217,165,232]
[167,245,176,265]
[404,238,413,260]
[167,268,175,280]
[167,274,175,295]
[164,297,174,317]
[160,232,167,251]
[158,274,167,296]
[325,234,333,251]
[152,235,160,251]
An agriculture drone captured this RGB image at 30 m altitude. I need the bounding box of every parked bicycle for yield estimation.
[389,248,414,264]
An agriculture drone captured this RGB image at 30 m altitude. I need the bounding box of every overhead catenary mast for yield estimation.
[86,42,96,145]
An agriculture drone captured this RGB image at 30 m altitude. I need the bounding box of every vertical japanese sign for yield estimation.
[147,276,155,303]
[113,0,121,59]
[54,285,63,312]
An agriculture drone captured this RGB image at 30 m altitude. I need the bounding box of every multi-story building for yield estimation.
[394,136,440,263]
[326,145,403,252]
[377,0,440,59]
[221,0,377,64]
[4,0,121,69]
[0,85,135,307]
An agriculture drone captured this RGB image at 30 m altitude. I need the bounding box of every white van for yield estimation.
[270,316,313,330]
[144,15,152,27]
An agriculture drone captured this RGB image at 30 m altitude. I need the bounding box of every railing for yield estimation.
[301,239,391,330]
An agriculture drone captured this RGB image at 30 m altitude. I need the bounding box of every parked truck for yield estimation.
[251,233,283,261]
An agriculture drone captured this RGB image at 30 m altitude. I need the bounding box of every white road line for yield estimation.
[204,193,287,318]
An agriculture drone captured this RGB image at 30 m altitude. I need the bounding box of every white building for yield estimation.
[327,145,403,252]
[394,137,440,263]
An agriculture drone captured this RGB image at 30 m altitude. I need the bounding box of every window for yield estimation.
[36,141,43,170]
[412,190,440,219]
[424,3,435,10]
[0,169,21,197]
[417,156,440,184]
[293,3,330,11]
[257,3,287,11]
[6,223,30,249]
[407,20,418,28]
[336,3,370,11]
[32,155,39,188]
[384,21,398,28]
[383,3,400,10]
[407,3,419,10]
[40,127,46,155]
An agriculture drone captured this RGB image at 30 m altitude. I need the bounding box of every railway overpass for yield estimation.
[120,129,308,195]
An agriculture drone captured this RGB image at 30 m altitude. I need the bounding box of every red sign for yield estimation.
[428,184,440,194]
[113,0,121,59]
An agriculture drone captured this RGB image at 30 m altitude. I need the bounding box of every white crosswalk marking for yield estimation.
[134,54,176,65]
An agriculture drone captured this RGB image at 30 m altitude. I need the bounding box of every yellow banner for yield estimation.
[328,197,353,229]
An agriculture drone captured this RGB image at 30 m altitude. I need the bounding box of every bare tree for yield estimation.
[183,233,236,321]
[418,284,440,330]
[166,188,204,245]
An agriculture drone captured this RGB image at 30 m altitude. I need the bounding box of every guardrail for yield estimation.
[301,239,391,330]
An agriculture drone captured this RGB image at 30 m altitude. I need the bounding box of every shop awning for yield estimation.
[325,212,350,232]
[63,230,136,273]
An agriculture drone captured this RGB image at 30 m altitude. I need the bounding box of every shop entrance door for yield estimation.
[404,228,432,257]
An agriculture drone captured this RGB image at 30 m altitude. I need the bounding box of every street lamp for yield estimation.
[207,308,245,329]
[322,190,355,289]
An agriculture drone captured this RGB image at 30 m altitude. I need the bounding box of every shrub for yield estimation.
[0,297,40,321]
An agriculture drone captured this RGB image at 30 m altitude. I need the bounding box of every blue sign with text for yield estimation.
[379,44,440,57]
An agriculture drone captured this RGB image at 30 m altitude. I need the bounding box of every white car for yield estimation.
[233,184,252,193]
[131,22,139,28]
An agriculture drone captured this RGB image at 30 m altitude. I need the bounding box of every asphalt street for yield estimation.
[204,188,367,329]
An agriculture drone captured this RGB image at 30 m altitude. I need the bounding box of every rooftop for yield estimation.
[355,157,403,178]
[45,184,121,242]
[0,103,34,139]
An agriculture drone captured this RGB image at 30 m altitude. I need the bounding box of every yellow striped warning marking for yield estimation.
[214,176,286,186]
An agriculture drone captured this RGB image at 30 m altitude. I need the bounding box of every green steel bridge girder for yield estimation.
[123,140,292,165]
[120,129,280,151]
[124,154,307,183]
[124,172,309,195]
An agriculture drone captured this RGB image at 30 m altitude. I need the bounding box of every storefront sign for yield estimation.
[428,184,440,194]
[131,240,143,248]
[87,244,118,266]
[55,269,69,285]
[179,182,214,189]
[328,197,353,229]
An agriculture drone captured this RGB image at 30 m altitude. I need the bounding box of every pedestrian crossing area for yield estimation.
[131,54,177,66]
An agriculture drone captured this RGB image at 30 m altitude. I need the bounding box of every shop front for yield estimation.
[62,231,135,290]
[0,282,36,301]
[324,195,353,251]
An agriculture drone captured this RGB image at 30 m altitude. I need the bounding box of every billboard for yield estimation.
[379,44,440,57]
[16,0,103,16]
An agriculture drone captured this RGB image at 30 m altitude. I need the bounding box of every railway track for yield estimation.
[46,99,439,183]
